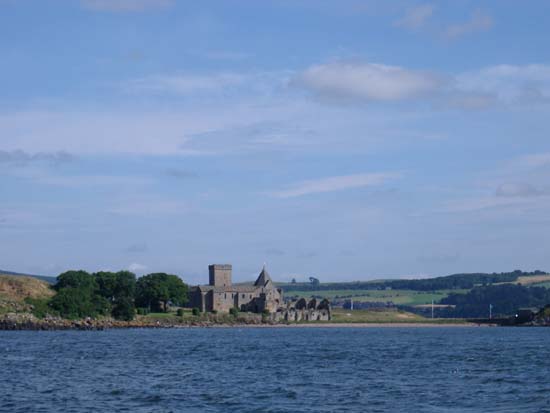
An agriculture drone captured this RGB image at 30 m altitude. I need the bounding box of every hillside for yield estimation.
[279,270,550,313]
[278,270,548,293]
[0,275,55,302]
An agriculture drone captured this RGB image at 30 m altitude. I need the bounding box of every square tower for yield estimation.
[209,264,232,287]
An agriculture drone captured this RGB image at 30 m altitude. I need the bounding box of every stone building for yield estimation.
[188,264,284,313]
[272,298,332,322]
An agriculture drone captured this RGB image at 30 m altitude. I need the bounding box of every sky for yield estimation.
[2,0,550,284]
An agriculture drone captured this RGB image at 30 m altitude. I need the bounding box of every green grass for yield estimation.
[284,289,469,305]
[330,308,467,324]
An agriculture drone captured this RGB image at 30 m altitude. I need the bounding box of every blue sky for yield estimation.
[2,0,550,284]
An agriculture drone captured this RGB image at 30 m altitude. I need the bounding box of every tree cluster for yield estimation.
[49,270,188,320]
[439,284,550,318]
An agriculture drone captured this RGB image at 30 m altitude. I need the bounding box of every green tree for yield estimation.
[135,273,188,312]
[111,295,135,321]
[95,271,137,321]
[50,270,111,319]
[55,270,97,292]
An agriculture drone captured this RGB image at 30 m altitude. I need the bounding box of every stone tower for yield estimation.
[208,264,232,287]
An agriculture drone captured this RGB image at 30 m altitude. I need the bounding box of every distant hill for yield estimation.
[279,270,549,292]
[0,270,56,284]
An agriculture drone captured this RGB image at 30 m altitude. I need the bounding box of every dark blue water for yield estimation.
[1,327,550,412]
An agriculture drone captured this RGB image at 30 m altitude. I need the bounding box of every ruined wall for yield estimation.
[271,298,332,322]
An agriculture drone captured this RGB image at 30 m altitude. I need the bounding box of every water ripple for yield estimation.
[1,327,550,412]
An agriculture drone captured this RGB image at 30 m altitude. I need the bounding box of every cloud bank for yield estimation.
[294,62,441,102]
[294,61,550,108]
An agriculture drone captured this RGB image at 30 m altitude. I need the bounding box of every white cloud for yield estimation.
[444,9,493,39]
[81,0,173,12]
[128,263,148,274]
[294,61,550,108]
[394,4,434,30]
[269,172,400,198]
[2,62,549,162]
[294,62,441,102]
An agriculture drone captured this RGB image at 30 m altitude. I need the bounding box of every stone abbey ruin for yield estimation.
[188,264,331,321]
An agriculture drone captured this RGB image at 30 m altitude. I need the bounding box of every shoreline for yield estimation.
[207,322,492,328]
[0,320,494,330]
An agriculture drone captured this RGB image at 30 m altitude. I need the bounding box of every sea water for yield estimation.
[1,327,550,412]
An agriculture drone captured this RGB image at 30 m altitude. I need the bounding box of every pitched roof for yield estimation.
[254,265,272,287]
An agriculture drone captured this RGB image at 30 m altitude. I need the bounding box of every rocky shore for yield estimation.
[0,312,274,330]
[0,312,486,330]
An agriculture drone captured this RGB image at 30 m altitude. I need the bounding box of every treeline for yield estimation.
[438,284,550,318]
[47,270,188,321]
[280,270,546,292]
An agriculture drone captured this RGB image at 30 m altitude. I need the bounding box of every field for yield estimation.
[515,274,550,286]
[283,288,469,306]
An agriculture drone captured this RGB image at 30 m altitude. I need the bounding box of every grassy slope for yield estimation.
[515,274,550,285]
[329,308,464,324]
[0,275,55,302]
[0,274,55,316]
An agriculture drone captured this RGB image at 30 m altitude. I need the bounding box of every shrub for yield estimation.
[211,310,218,314]
[137,307,149,315]
[229,307,239,317]
[24,297,55,319]
[192,307,201,316]
[176,308,184,317]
